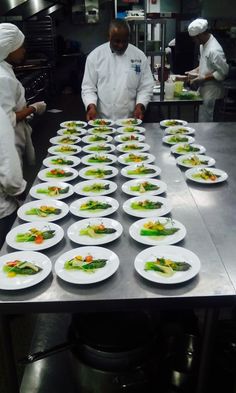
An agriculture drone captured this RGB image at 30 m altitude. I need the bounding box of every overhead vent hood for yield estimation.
[0,0,62,19]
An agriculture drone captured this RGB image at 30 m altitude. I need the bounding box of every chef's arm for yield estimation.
[86,103,97,121]
[15,105,36,122]
[135,58,154,115]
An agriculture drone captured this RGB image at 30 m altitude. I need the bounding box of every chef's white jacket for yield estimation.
[0,106,26,219]
[82,42,154,120]
[198,34,229,121]
[0,61,35,164]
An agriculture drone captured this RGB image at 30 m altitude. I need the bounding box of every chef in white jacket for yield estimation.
[186,18,229,122]
[0,106,26,248]
[0,23,46,165]
[82,19,154,121]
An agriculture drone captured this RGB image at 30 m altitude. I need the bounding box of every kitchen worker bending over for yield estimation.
[186,18,229,122]
[0,23,46,165]
[82,18,154,121]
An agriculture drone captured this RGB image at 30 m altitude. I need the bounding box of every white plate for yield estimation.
[116,142,150,153]
[81,153,117,166]
[122,178,167,196]
[115,118,142,126]
[82,134,113,144]
[67,218,123,245]
[164,125,195,135]
[176,154,216,168]
[74,179,117,196]
[88,119,114,127]
[129,217,186,246]
[79,165,118,180]
[170,143,206,155]
[49,135,81,145]
[121,164,161,179]
[43,155,81,168]
[134,245,201,284]
[87,127,116,135]
[6,222,64,251]
[37,167,79,182]
[17,199,69,222]
[162,135,195,145]
[30,182,74,200]
[118,152,155,166]
[69,196,119,218]
[48,145,81,156]
[116,126,145,134]
[57,128,87,136]
[82,144,115,154]
[160,119,188,128]
[114,134,145,143]
[60,120,87,129]
[123,196,171,218]
[54,246,119,285]
[185,167,228,184]
[0,251,52,290]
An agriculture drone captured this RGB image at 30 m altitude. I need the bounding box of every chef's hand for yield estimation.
[190,77,205,90]
[133,103,145,120]
[86,104,97,121]
[29,101,47,115]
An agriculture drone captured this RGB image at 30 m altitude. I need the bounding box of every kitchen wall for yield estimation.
[202,0,235,17]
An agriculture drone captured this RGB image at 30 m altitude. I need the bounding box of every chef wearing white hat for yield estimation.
[0,23,47,164]
[186,18,229,122]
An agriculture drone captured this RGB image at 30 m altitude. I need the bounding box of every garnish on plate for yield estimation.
[25,206,61,217]
[164,120,185,127]
[82,183,110,192]
[130,181,159,193]
[64,255,107,272]
[88,135,108,142]
[55,145,77,153]
[50,157,74,166]
[16,228,55,244]
[64,121,84,128]
[140,220,179,237]
[122,144,141,151]
[122,119,139,125]
[36,186,69,196]
[46,169,73,178]
[124,153,147,163]
[3,260,42,277]
[167,135,189,143]
[79,223,116,238]
[144,257,191,277]
[62,128,80,135]
[84,168,113,178]
[121,134,139,141]
[192,168,220,181]
[175,144,199,153]
[58,137,78,144]
[93,119,111,126]
[88,154,112,164]
[80,200,112,211]
[127,165,155,175]
[92,126,112,133]
[131,200,163,210]
[182,155,209,166]
[88,144,111,152]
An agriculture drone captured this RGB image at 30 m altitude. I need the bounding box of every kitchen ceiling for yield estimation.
[0,0,59,18]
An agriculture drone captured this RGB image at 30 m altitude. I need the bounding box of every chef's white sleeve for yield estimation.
[0,76,17,127]
[81,55,98,109]
[136,58,154,108]
[211,50,229,81]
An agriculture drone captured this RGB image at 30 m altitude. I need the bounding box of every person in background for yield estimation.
[0,106,26,248]
[186,18,229,122]
[82,18,154,121]
[0,23,46,165]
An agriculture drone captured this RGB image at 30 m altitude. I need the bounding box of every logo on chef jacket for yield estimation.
[131,59,141,74]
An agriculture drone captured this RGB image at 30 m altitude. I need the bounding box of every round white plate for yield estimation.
[129,217,186,246]
[88,119,114,127]
[0,251,52,290]
[43,155,81,168]
[118,152,155,166]
[82,134,113,144]
[6,222,64,251]
[37,167,79,182]
[185,167,228,184]
[114,134,145,143]
[115,118,142,126]
[122,178,167,196]
[160,119,188,128]
[121,164,161,179]
[60,120,87,129]
[57,128,87,136]
[123,196,171,218]
[164,125,195,135]
[116,142,150,153]
[17,199,69,222]
[67,218,123,245]
[69,196,119,218]
[82,144,115,154]
[54,246,119,285]
[134,245,201,284]
[74,179,117,196]
[48,145,81,156]
[162,135,195,145]
[176,154,216,169]
[79,165,118,180]
[81,153,117,166]
[87,127,116,135]
[170,143,206,155]
[116,126,145,134]
[30,182,74,200]
[49,135,81,145]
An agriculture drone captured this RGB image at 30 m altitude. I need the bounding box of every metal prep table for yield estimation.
[0,122,235,393]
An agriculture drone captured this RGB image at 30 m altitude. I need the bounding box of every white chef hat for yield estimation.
[188,18,208,37]
[0,23,25,62]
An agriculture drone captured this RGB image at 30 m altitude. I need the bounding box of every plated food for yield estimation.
[170,143,206,155]
[67,218,123,245]
[134,245,201,284]
[38,167,79,182]
[48,144,81,155]
[88,119,114,127]
[121,164,161,179]
[118,152,155,165]
[69,196,119,218]
[82,143,115,153]
[164,125,195,135]
[116,142,150,153]
[0,251,52,290]
[185,167,228,184]
[60,120,87,129]
[74,179,117,196]
[162,135,195,145]
[123,196,171,218]
[57,128,87,136]
[81,153,117,166]
[82,134,113,144]
[17,199,69,222]
[122,178,167,196]
[160,119,188,128]
[129,217,186,246]
[54,246,119,284]
[114,134,145,143]
[49,135,81,145]
[87,126,116,135]
[43,155,81,168]
[176,154,215,168]
[79,165,118,180]
[115,118,142,126]
[30,182,74,200]
[116,126,145,134]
